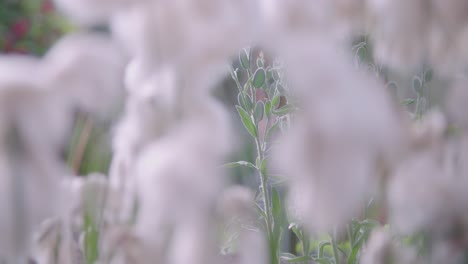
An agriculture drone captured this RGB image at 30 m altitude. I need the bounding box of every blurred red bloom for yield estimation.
[11,19,29,39]
[41,0,54,13]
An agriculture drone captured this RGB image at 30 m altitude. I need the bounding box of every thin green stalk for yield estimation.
[255,137,273,239]
[301,234,310,256]
[255,136,279,264]
[244,57,273,240]
[331,233,340,264]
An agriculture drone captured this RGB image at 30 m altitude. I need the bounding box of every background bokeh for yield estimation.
[0,0,69,55]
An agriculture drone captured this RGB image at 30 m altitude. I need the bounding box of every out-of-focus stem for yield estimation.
[71,115,93,173]
[331,233,340,264]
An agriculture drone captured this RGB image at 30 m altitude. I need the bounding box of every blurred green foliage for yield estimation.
[0,1,112,176]
[0,0,70,55]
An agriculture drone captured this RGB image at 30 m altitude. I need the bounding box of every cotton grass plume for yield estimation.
[361,228,422,264]
[273,38,408,233]
[7,0,468,263]
[0,31,124,262]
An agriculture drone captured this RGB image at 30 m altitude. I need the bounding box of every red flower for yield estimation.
[41,0,54,13]
[11,19,30,39]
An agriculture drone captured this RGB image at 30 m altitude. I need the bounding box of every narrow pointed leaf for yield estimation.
[223,161,256,169]
[239,49,250,69]
[265,100,272,118]
[236,105,257,138]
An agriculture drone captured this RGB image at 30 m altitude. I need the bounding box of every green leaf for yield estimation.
[348,220,378,264]
[351,223,363,247]
[264,101,272,119]
[242,83,253,111]
[239,49,250,70]
[271,188,281,219]
[272,70,280,82]
[257,57,264,68]
[281,253,312,263]
[288,256,313,263]
[230,68,241,90]
[270,226,282,264]
[255,203,267,220]
[276,83,286,94]
[412,76,423,95]
[338,243,350,258]
[237,93,246,109]
[318,241,332,258]
[289,223,302,241]
[266,121,280,139]
[223,161,256,169]
[360,219,380,229]
[260,158,267,176]
[253,68,266,88]
[236,105,257,138]
[280,253,297,259]
[84,213,99,264]
[401,98,415,105]
[314,257,332,264]
[348,231,369,264]
[266,68,273,82]
[243,81,250,95]
[244,94,253,111]
[254,101,264,122]
[273,104,295,116]
[424,69,433,83]
[271,94,280,109]
[230,67,238,80]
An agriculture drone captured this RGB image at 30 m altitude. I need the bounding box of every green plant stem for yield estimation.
[249,59,272,239]
[255,137,273,239]
[301,234,310,256]
[331,234,340,264]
